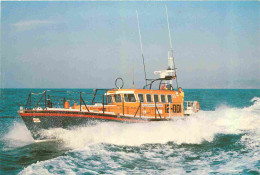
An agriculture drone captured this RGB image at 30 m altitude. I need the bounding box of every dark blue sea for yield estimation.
[0,89,259,175]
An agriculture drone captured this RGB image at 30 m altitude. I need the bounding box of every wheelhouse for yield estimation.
[98,88,188,118]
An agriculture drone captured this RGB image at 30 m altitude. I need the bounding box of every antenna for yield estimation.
[165,5,179,88]
[136,10,148,86]
[132,64,135,88]
[166,5,173,51]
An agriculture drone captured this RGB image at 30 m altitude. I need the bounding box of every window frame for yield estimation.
[114,94,122,103]
[138,93,144,103]
[107,95,113,104]
[124,93,137,103]
[146,94,152,103]
[167,94,172,103]
[160,94,166,103]
[153,94,160,103]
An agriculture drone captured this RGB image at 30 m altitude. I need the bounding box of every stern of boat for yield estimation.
[184,101,200,116]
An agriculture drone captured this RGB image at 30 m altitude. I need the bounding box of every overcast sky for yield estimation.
[1,1,259,89]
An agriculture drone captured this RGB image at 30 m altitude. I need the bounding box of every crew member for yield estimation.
[161,84,166,90]
[178,87,184,115]
[178,87,184,100]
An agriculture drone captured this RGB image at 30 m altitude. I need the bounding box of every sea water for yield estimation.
[0,89,259,174]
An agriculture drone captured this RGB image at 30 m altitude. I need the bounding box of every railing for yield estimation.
[25,89,108,111]
[80,92,90,112]
[133,101,142,118]
[184,101,195,110]
[154,101,162,119]
[143,77,176,90]
[131,100,162,119]
[184,101,198,115]
[25,91,47,110]
[24,89,188,119]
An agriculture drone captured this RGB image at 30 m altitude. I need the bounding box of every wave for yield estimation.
[37,97,260,148]
[3,97,260,149]
[2,122,34,148]
[15,97,260,175]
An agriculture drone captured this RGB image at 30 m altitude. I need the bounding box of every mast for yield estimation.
[136,10,148,87]
[132,64,135,88]
[165,5,178,89]
[166,5,173,53]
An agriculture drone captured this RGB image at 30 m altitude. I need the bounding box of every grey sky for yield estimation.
[1,1,260,89]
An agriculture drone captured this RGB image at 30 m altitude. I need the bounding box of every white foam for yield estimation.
[18,97,260,175]
[247,97,260,112]
[38,97,260,148]
[3,122,34,148]
[4,97,260,150]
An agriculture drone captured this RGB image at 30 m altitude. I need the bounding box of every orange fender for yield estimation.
[196,102,200,112]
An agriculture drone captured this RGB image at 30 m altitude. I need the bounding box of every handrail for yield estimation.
[143,76,176,90]
[25,92,31,110]
[80,92,90,112]
[34,91,46,109]
[122,96,124,116]
[26,90,95,111]
[80,92,82,111]
[91,89,109,105]
[154,101,162,119]
[102,95,105,113]
[134,101,142,118]
[63,97,66,107]
[45,91,46,109]
[91,89,97,105]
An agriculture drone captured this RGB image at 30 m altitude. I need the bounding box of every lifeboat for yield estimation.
[18,76,199,141]
[18,8,200,141]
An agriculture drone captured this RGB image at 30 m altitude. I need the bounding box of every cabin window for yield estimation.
[114,94,122,103]
[154,94,159,103]
[146,94,152,103]
[124,94,136,102]
[138,94,144,102]
[167,94,172,103]
[161,95,166,103]
[107,95,113,104]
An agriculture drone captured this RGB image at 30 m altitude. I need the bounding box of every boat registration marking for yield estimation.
[142,104,163,107]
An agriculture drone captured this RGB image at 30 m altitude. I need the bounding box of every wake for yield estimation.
[41,97,260,148]
[4,97,260,148]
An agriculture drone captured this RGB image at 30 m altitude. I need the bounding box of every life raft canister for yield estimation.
[64,101,70,109]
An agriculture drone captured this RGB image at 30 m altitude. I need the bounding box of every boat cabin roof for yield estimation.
[104,88,182,104]
[106,88,177,95]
